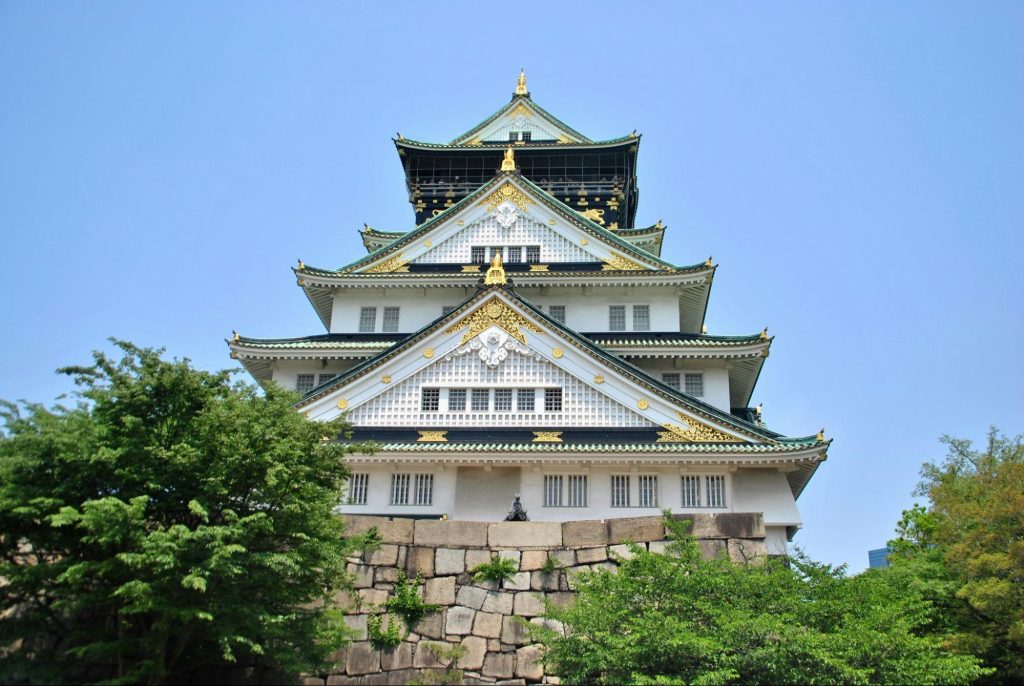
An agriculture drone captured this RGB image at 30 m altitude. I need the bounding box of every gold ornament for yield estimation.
[461,264,481,273]
[484,251,507,285]
[578,208,606,225]
[655,413,743,443]
[552,348,564,358]
[381,374,392,384]
[423,348,434,358]
[501,146,517,172]
[637,399,649,410]
[417,430,448,442]
[529,264,549,272]
[444,296,543,344]
[480,182,535,212]
[515,69,529,95]
[367,253,410,273]
[602,255,645,271]
[336,399,349,410]
[532,431,562,443]
[594,375,605,384]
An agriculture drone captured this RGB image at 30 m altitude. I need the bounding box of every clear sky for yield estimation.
[1,2,1021,571]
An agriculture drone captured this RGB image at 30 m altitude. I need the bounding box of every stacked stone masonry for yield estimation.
[306,513,766,685]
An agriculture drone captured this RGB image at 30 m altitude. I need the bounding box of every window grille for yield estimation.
[415,215,591,264]
[382,307,400,332]
[494,388,513,412]
[638,475,658,507]
[470,246,486,263]
[358,307,376,332]
[471,389,489,412]
[706,475,726,508]
[517,388,535,412]
[568,474,588,507]
[506,246,522,263]
[544,475,563,507]
[662,373,680,390]
[633,305,650,331]
[681,475,701,508]
[390,473,410,505]
[544,388,562,412]
[414,474,433,506]
[548,305,566,324]
[442,305,457,315]
[521,131,532,142]
[525,246,540,263]
[611,475,630,508]
[448,388,466,412]
[508,132,518,141]
[421,388,440,412]
[609,305,626,331]
[685,373,705,397]
[318,373,336,386]
[348,473,369,505]
[296,374,315,394]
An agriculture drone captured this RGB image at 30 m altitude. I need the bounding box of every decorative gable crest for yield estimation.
[444,297,543,344]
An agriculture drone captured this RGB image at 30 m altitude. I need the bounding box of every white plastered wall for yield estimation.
[270,359,363,392]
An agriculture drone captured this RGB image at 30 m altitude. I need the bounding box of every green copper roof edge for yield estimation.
[231,332,769,349]
[449,94,594,145]
[398,135,637,150]
[360,219,662,241]
[350,441,827,453]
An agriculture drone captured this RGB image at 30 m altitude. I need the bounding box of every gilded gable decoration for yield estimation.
[367,253,410,273]
[656,414,743,443]
[444,297,543,345]
[480,182,535,212]
[602,254,645,271]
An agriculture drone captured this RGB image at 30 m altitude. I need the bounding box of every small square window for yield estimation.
[358,307,377,333]
[521,131,532,142]
[382,307,400,332]
[662,373,681,390]
[508,132,518,141]
[517,389,535,411]
[421,388,440,412]
[296,374,315,394]
[318,373,336,386]
[685,373,704,397]
[548,305,566,324]
[525,246,540,263]
[471,247,486,263]
[495,389,513,412]
[609,305,626,331]
[544,388,562,412]
[471,389,489,412]
[633,305,650,331]
[448,389,466,412]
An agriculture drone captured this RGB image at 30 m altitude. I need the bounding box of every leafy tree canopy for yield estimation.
[0,341,363,684]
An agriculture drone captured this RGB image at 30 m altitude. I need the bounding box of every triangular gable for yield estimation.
[345,173,673,275]
[451,96,591,145]
[297,288,775,445]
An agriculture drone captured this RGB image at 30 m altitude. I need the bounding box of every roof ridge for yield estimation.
[448,94,594,145]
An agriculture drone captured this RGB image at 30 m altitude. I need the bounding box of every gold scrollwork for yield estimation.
[367,253,410,273]
[444,296,543,344]
[602,255,645,271]
[529,264,549,272]
[655,414,743,443]
[532,431,562,443]
[479,182,536,212]
[417,430,448,442]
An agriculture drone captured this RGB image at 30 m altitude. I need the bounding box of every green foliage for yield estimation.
[535,513,990,685]
[367,613,403,650]
[0,341,365,684]
[470,555,519,584]
[383,573,439,626]
[540,555,564,575]
[409,641,466,685]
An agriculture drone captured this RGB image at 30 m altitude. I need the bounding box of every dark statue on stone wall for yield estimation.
[505,494,528,521]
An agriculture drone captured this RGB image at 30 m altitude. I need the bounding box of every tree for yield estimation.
[889,429,1024,683]
[535,516,989,685]
[0,341,364,684]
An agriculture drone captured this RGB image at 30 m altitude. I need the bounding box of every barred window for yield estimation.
[681,475,702,508]
[508,132,518,142]
[506,246,522,263]
[318,373,336,386]
[611,475,630,508]
[685,373,704,397]
[347,473,369,505]
[707,475,727,508]
[296,374,315,394]
[382,307,400,332]
[517,388,535,411]
[638,475,658,508]
[633,305,650,331]
[568,474,588,507]
[548,305,566,324]
[471,389,489,412]
[421,388,440,412]
[521,131,532,142]
[442,305,457,315]
[662,373,681,390]
[544,475,563,507]
[609,305,626,331]
[414,474,433,506]
[544,388,562,412]
[448,388,466,412]
[390,474,410,505]
[470,246,486,263]
[494,388,513,412]
[525,246,540,263]
[358,306,376,332]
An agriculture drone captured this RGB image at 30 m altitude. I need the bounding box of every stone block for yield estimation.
[488,522,561,549]
[458,635,487,670]
[515,645,545,681]
[608,543,638,561]
[343,614,368,641]
[412,613,444,640]
[513,592,545,617]
[366,543,399,567]
[446,606,476,634]
[380,641,414,671]
[504,571,531,591]
[413,641,448,668]
[472,610,503,638]
[608,516,665,544]
[592,561,618,574]
[303,678,325,686]
[456,584,489,610]
[343,515,415,544]
[347,563,374,588]
[501,615,529,645]
[562,519,609,548]
[717,512,765,539]
[547,591,574,610]
[434,548,466,576]
[565,565,590,590]
[356,588,387,609]
[415,520,488,548]
[482,652,515,679]
[698,539,728,560]
[405,546,434,578]
[375,566,402,583]
[345,642,380,676]
[396,545,407,569]
[648,540,671,555]
[465,549,493,569]
[530,571,560,591]
[481,591,514,615]
[575,546,607,564]
[530,616,565,636]
[550,549,575,567]
[520,550,547,571]
[487,638,500,652]
[728,538,768,563]
[424,576,456,606]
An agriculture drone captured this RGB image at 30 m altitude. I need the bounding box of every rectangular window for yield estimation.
[494,388,513,412]
[609,305,626,331]
[506,246,522,263]
[390,473,410,505]
[421,388,440,412]
[548,305,566,324]
[638,475,658,508]
[521,131,532,142]
[706,475,727,508]
[544,388,563,412]
[448,388,466,412]
[442,305,457,315]
[471,389,489,412]
[662,373,681,390]
[525,246,540,263]
[611,475,630,508]
[681,475,702,508]
[517,388,535,411]
[382,307,400,332]
[348,473,369,505]
[471,246,486,263]
[685,373,705,397]
[318,373,336,386]
[414,474,433,506]
[296,374,315,394]
[633,305,650,331]
[544,475,563,507]
[358,307,377,333]
[508,132,518,141]
[568,474,588,507]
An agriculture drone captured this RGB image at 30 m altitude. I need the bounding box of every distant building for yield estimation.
[868,547,892,568]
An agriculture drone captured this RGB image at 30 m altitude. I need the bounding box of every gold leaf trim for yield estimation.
[479,182,536,212]
[443,296,543,345]
[461,265,481,273]
[417,430,448,442]
[532,431,562,443]
[654,413,743,443]
[368,253,410,273]
[602,255,645,271]
[510,102,532,118]
[529,264,549,272]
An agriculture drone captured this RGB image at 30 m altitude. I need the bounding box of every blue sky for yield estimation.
[1,2,1021,571]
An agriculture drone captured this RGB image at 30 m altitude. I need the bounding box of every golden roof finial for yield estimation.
[655,218,664,229]
[297,258,304,269]
[484,250,507,285]
[759,327,769,341]
[232,330,239,343]
[701,324,708,335]
[501,146,516,172]
[515,69,528,95]
[755,403,763,419]
[817,428,826,441]
[705,255,713,268]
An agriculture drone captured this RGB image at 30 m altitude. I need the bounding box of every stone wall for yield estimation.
[307,513,766,686]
